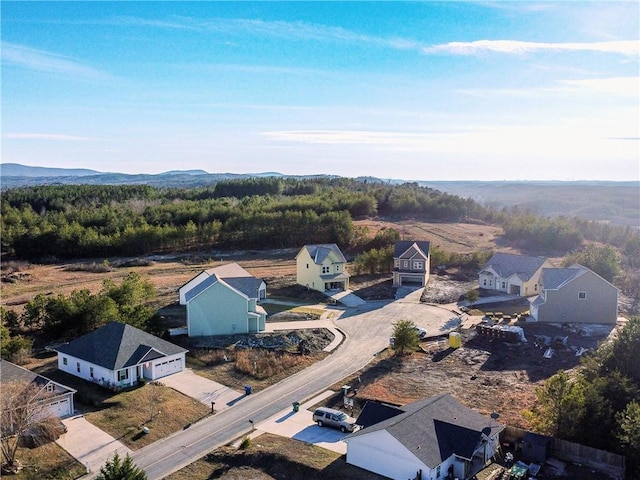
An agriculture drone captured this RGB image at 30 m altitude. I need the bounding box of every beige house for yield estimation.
[296,244,349,293]
[478,252,552,296]
[529,264,618,324]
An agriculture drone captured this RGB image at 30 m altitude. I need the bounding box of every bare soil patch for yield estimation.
[354,220,506,254]
[325,321,614,429]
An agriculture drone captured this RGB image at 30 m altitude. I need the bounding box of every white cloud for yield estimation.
[1,42,115,80]
[4,133,94,141]
[553,77,639,96]
[423,40,639,56]
[115,16,422,51]
[262,124,638,159]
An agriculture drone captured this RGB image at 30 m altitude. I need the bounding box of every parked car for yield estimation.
[312,407,356,433]
[414,326,428,339]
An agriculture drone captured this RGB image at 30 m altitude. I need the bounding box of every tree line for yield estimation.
[524,317,640,478]
[2,179,638,281]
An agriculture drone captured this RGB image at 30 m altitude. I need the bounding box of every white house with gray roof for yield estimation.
[296,244,349,293]
[1,360,76,418]
[54,322,187,389]
[529,264,618,324]
[179,262,267,337]
[478,252,552,296]
[345,393,503,480]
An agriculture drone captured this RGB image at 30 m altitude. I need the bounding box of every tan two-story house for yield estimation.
[296,244,349,293]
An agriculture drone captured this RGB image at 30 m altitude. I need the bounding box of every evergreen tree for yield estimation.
[96,452,146,480]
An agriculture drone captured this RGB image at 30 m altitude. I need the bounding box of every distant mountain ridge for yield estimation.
[0,163,101,177]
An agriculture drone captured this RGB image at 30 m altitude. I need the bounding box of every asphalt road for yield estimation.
[131,290,461,479]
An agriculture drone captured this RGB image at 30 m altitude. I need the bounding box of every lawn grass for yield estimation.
[165,433,386,480]
[11,443,86,480]
[85,383,210,449]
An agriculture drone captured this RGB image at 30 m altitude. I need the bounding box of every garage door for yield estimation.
[153,357,182,379]
[48,398,71,417]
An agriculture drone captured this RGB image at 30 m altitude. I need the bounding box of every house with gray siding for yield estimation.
[392,241,430,287]
[479,252,552,296]
[529,264,618,324]
[180,262,267,337]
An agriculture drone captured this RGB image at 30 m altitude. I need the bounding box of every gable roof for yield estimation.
[1,359,76,395]
[182,263,264,302]
[355,401,404,429]
[540,265,588,289]
[540,263,618,291]
[347,394,502,468]
[481,252,548,281]
[54,322,186,371]
[298,244,347,264]
[394,241,430,259]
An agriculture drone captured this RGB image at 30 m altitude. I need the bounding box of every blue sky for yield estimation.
[2,1,638,181]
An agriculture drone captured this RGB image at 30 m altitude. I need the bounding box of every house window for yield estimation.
[436,465,441,478]
[322,266,330,274]
[502,282,506,289]
[306,263,309,269]
[90,367,94,378]
[394,259,399,268]
[535,284,538,291]
[579,291,587,299]
[403,260,408,268]
[483,279,487,286]
[76,362,81,373]
[62,357,68,366]
[413,261,423,269]
[46,384,54,392]
[335,265,340,272]
[118,369,129,382]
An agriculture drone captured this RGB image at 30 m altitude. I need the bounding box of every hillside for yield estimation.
[1,164,637,226]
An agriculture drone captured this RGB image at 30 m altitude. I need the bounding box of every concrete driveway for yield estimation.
[248,391,350,454]
[57,414,132,475]
[159,369,245,411]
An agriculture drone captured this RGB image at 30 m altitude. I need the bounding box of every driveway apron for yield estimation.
[57,415,132,475]
[159,369,244,411]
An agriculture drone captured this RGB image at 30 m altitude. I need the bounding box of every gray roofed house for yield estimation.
[478,252,553,296]
[54,322,187,389]
[392,240,431,287]
[1,359,76,418]
[296,244,350,293]
[179,262,267,337]
[529,264,619,324]
[345,393,503,480]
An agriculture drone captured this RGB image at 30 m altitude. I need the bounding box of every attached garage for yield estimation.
[153,357,183,379]
[47,396,73,417]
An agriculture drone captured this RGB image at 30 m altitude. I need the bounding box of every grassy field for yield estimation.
[165,433,387,480]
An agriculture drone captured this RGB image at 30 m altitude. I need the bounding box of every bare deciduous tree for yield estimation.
[140,381,164,424]
[1,380,53,472]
